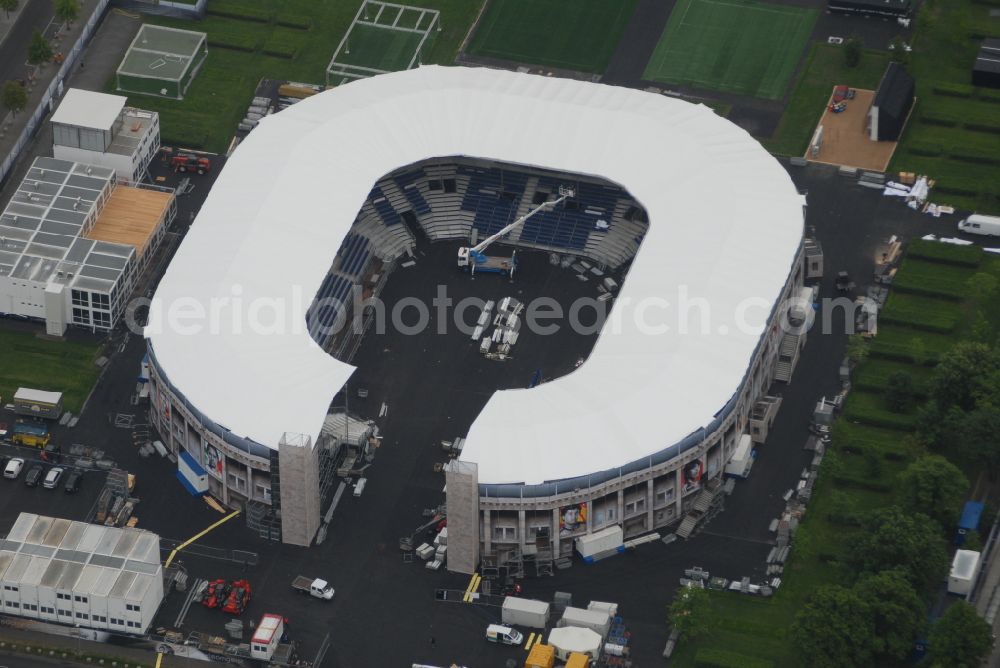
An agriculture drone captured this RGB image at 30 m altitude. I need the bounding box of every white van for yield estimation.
[958,214,1000,237]
[486,624,523,645]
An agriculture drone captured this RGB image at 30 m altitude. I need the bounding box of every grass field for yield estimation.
[0,330,101,414]
[330,22,425,79]
[764,44,889,156]
[642,0,817,100]
[125,0,483,153]
[887,0,1000,213]
[672,240,993,666]
[465,0,637,73]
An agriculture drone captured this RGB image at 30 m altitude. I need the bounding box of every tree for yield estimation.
[846,333,870,364]
[792,585,874,668]
[844,37,862,68]
[2,80,27,117]
[888,36,910,66]
[853,506,948,588]
[898,455,968,529]
[926,601,993,667]
[855,570,926,663]
[887,371,916,413]
[27,29,53,66]
[0,0,18,20]
[929,342,1000,412]
[54,0,78,25]
[961,406,1000,477]
[668,585,711,642]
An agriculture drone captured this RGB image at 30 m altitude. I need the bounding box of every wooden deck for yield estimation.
[86,186,172,256]
[806,88,898,173]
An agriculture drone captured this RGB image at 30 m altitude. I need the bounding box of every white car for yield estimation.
[43,467,64,489]
[4,458,24,479]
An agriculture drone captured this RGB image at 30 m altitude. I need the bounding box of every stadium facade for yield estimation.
[145,66,809,559]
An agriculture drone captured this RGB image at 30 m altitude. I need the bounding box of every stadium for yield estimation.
[144,66,809,570]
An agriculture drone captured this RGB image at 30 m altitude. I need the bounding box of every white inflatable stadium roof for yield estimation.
[146,66,804,484]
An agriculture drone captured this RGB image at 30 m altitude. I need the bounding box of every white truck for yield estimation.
[501,596,550,629]
[958,214,1000,237]
[291,576,335,600]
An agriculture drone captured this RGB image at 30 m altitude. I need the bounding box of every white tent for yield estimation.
[548,625,602,660]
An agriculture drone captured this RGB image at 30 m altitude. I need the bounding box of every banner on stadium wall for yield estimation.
[204,442,225,481]
[682,460,704,496]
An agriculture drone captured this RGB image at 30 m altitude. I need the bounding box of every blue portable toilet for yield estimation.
[956,501,984,545]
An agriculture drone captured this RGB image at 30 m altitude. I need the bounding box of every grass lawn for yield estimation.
[465,0,637,73]
[126,0,483,153]
[0,330,101,414]
[888,0,1000,213]
[764,44,889,155]
[892,256,976,300]
[879,291,963,333]
[642,0,817,100]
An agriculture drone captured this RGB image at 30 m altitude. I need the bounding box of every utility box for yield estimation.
[956,501,985,545]
[502,596,550,629]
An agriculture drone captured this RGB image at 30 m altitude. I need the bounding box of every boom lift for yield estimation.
[457,186,575,277]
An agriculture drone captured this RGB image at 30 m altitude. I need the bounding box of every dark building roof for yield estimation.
[976,39,1000,75]
[873,62,915,118]
[827,0,911,17]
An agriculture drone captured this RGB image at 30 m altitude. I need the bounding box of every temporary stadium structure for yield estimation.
[145,66,807,554]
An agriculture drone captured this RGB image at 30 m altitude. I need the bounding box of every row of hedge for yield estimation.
[906,239,983,267]
[695,648,775,668]
[932,83,1000,104]
[205,4,312,30]
[908,140,1000,166]
[207,35,297,59]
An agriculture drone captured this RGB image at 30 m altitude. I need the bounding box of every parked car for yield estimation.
[64,470,82,494]
[4,458,24,479]
[43,467,63,489]
[24,464,44,487]
[486,624,524,645]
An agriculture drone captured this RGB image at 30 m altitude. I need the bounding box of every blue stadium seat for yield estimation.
[394,169,432,215]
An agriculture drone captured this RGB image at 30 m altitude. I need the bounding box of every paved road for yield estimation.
[0,0,53,87]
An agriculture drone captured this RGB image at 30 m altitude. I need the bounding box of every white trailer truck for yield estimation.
[501,596,550,629]
[958,214,1000,237]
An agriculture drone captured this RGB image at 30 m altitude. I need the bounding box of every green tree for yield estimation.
[846,333,870,364]
[888,36,909,66]
[961,406,1000,477]
[855,570,926,663]
[0,0,18,20]
[967,273,999,304]
[887,371,916,413]
[926,601,993,667]
[898,455,968,529]
[2,80,27,116]
[792,585,873,668]
[844,37,862,68]
[27,29,53,66]
[668,585,711,642]
[853,506,948,588]
[930,342,1000,412]
[54,0,78,25]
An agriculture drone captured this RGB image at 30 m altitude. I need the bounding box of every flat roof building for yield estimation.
[0,513,163,634]
[0,157,174,335]
[52,88,161,184]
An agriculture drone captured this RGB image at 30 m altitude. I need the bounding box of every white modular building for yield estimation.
[0,514,164,634]
[52,89,160,184]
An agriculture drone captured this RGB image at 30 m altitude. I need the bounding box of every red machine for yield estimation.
[171,154,211,175]
[201,579,230,609]
[223,579,252,615]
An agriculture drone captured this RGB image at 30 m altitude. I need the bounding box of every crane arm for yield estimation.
[469,190,573,255]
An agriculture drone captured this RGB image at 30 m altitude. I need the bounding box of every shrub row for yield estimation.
[906,239,983,267]
[695,649,775,668]
[830,473,894,493]
[933,82,974,98]
[205,4,311,29]
[879,313,957,334]
[206,4,271,23]
[951,145,1000,166]
[908,141,943,157]
[262,47,296,59]
[207,34,257,53]
[276,14,312,30]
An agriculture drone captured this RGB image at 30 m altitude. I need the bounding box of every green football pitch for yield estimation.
[643,0,817,100]
[336,22,425,73]
[466,0,637,74]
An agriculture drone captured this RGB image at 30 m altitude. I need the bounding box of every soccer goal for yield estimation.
[326,1,441,86]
